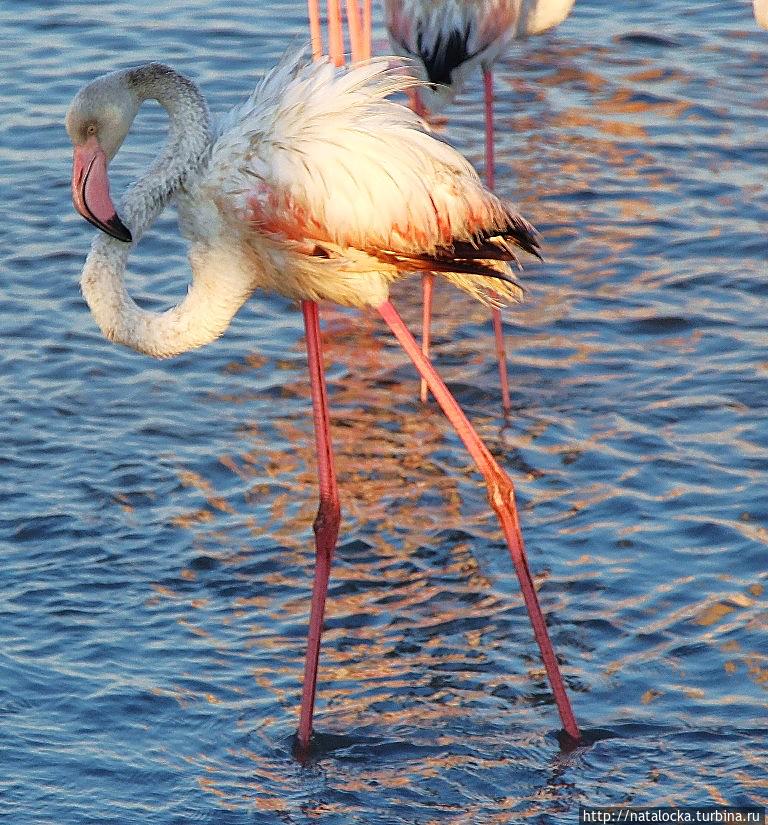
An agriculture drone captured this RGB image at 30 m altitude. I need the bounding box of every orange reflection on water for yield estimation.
[140,33,768,814]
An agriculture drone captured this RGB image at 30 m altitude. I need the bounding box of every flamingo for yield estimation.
[384,0,576,409]
[754,0,768,28]
[66,48,580,757]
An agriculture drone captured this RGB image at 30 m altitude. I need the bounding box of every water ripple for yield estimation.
[2,0,768,822]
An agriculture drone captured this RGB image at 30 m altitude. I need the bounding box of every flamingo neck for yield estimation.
[80,240,254,358]
[119,64,213,240]
[80,65,253,358]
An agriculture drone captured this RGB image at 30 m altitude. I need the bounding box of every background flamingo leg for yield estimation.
[377,299,580,742]
[327,0,345,66]
[407,87,428,119]
[307,0,323,59]
[361,0,371,60]
[345,0,364,62]
[296,299,341,757]
[420,273,435,403]
[483,69,496,192]
[491,307,511,411]
[483,68,512,413]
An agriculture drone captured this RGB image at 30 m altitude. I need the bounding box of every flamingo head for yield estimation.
[66,71,139,242]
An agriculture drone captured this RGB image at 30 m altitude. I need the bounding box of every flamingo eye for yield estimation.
[86,123,97,136]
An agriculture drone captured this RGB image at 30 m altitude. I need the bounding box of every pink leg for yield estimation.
[483,68,512,413]
[378,300,580,741]
[408,87,429,120]
[296,299,342,757]
[483,68,496,192]
[327,0,345,66]
[297,0,348,758]
[345,0,363,63]
[492,308,511,412]
[307,0,323,60]
[361,0,372,60]
[410,82,431,406]
[420,273,435,404]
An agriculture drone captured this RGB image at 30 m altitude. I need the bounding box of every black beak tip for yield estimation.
[77,205,133,244]
[106,214,133,243]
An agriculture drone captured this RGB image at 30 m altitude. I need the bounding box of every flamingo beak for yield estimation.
[72,136,132,243]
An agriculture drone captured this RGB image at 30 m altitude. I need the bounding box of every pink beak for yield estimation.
[72,136,132,242]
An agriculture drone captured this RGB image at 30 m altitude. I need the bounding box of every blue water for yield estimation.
[2,0,767,822]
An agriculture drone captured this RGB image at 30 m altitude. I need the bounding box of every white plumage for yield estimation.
[67,50,540,358]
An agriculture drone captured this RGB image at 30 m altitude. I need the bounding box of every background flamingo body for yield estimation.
[384,0,576,409]
[385,0,576,108]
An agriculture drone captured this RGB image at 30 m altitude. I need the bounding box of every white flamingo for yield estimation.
[384,0,576,409]
[754,0,768,28]
[66,49,580,756]
[385,0,576,113]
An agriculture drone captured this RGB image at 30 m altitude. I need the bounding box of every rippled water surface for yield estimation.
[2,1,768,822]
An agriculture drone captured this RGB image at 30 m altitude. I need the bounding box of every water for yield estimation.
[1,0,767,821]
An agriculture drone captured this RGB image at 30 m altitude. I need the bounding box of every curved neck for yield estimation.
[80,66,253,358]
[81,240,255,358]
[121,64,213,241]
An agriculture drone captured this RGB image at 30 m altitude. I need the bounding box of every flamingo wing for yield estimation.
[206,50,538,273]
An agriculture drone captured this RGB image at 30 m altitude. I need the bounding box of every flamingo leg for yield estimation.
[327,0,345,66]
[491,308,511,411]
[408,87,429,120]
[483,69,496,192]
[377,299,580,742]
[297,0,347,759]
[361,0,372,60]
[345,0,364,63]
[296,299,342,757]
[413,84,431,405]
[420,273,435,404]
[483,68,512,413]
[307,0,323,60]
